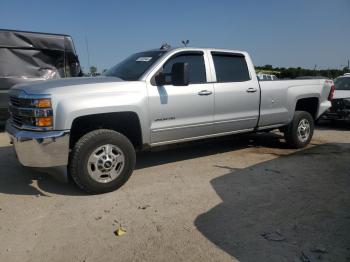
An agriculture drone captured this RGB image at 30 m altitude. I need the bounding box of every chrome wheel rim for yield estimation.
[297,119,310,143]
[87,144,125,183]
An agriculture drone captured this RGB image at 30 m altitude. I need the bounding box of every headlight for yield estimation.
[30,98,53,128]
[9,95,54,130]
[36,116,53,127]
[34,98,52,108]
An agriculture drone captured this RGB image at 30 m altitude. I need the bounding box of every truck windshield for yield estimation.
[334,77,350,90]
[104,51,166,81]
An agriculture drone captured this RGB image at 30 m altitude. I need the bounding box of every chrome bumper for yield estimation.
[5,121,70,168]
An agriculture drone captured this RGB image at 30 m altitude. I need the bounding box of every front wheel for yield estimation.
[284,111,314,148]
[69,129,136,194]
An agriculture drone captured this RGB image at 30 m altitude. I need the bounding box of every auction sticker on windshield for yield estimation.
[136,57,153,62]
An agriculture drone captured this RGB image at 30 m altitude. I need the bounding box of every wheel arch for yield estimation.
[294,97,319,120]
[69,112,143,150]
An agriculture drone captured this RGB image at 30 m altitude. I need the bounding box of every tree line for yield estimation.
[255,65,349,79]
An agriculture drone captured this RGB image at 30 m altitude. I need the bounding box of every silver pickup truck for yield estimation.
[6,47,334,193]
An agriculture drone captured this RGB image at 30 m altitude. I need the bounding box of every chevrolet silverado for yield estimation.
[6,47,334,193]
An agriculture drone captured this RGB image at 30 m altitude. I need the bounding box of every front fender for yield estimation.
[53,91,150,145]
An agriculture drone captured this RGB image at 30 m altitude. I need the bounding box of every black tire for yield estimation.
[69,129,136,194]
[284,111,314,148]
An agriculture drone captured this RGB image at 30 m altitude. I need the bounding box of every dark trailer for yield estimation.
[0,29,82,120]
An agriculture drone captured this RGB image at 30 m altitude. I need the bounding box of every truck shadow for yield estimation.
[316,119,350,131]
[135,132,287,169]
[194,143,350,262]
[0,146,84,196]
[0,132,286,196]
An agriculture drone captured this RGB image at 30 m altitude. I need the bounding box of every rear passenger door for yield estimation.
[210,52,260,133]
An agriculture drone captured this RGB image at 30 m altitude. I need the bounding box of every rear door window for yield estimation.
[211,52,250,82]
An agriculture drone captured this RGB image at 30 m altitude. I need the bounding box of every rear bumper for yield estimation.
[322,109,350,120]
[5,120,70,167]
[317,100,332,119]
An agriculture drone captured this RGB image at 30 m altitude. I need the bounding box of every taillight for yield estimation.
[328,85,335,101]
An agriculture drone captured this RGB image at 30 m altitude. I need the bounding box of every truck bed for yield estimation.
[258,79,332,127]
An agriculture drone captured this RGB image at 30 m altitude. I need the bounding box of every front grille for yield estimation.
[9,96,32,108]
[9,96,22,107]
[331,99,345,111]
[9,96,36,128]
[11,114,36,127]
[330,98,350,114]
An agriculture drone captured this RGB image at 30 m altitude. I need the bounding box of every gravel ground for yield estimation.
[0,121,349,262]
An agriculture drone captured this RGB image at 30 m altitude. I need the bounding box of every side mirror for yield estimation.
[154,72,166,86]
[171,62,189,86]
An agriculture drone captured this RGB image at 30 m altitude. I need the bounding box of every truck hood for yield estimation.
[10,76,126,95]
[334,90,350,99]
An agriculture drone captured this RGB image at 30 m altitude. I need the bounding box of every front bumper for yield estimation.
[5,121,70,167]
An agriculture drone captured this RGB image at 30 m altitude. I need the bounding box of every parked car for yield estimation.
[6,47,334,193]
[322,73,350,121]
[0,29,82,120]
[295,76,328,80]
[256,73,278,81]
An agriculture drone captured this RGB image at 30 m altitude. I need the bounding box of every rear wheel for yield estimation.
[284,111,314,148]
[69,129,136,194]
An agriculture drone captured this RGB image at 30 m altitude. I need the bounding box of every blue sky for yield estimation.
[1,0,349,72]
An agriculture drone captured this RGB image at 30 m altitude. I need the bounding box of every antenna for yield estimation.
[85,34,91,72]
[160,43,171,50]
[181,40,189,47]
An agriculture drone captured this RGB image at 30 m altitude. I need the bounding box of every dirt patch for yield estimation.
[0,126,349,262]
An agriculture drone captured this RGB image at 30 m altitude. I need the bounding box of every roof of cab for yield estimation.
[148,46,248,56]
[169,46,246,53]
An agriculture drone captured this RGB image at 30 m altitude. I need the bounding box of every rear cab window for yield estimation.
[211,52,251,82]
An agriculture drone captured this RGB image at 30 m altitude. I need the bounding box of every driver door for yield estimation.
[147,51,214,145]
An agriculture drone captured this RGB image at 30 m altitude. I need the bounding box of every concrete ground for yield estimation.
[0,122,349,262]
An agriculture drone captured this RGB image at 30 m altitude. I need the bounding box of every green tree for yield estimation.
[89,66,97,75]
[256,65,345,79]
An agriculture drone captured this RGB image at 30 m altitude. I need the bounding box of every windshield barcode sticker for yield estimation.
[136,57,152,62]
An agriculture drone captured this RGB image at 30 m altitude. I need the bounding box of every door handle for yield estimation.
[246,87,257,93]
[198,90,213,96]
